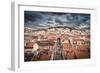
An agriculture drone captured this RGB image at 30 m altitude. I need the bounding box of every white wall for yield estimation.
[0,0,100,73]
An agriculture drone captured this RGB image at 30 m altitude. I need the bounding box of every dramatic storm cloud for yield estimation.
[24,11,90,29]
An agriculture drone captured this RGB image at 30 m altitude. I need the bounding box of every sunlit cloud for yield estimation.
[24,11,90,29]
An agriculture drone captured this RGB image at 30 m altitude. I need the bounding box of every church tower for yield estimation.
[52,32,65,60]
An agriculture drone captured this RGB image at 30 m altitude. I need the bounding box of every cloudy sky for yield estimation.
[24,11,90,29]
